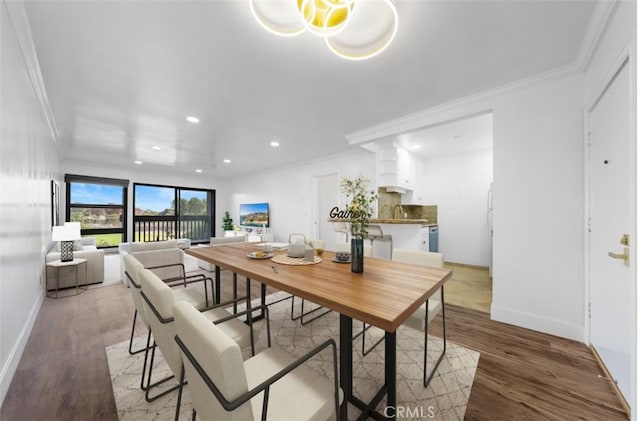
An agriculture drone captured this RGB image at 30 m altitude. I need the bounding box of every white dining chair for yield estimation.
[173,300,342,421]
[139,269,256,420]
[358,248,447,387]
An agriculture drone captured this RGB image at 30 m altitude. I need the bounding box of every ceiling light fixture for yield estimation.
[270,141,280,147]
[412,144,421,150]
[186,116,200,123]
[152,146,162,151]
[134,160,143,165]
[195,168,203,173]
[223,159,231,164]
[250,0,398,60]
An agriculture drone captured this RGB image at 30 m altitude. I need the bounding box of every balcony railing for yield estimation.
[134,215,211,243]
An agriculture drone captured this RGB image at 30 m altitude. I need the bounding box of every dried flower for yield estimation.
[340,174,377,239]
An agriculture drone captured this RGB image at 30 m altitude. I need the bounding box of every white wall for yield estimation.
[61,160,226,241]
[225,150,376,244]
[421,150,493,266]
[0,1,60,404]
[582,1,637,416]
[490,74,586,341]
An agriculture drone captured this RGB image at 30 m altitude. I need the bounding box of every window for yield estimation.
[133,183,215,244]
[65,174,128,248]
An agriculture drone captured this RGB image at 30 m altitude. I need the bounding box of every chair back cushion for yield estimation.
[392,248,444,268]
[174,301,252,421]
[132,248,184,280]
[129,239,178,253]
[334,242,372,257]
[123,255,149,326]
[139,269,183,377]
[210,235,247,246]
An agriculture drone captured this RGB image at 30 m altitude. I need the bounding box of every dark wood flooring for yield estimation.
[1,271,628,420]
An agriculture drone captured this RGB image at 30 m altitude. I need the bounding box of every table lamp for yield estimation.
[52,222,81,262]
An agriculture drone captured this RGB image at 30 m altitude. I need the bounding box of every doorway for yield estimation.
[587,53,635,414]
[313,173,340,251]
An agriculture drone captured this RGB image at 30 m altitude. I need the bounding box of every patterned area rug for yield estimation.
[106,292,479,420]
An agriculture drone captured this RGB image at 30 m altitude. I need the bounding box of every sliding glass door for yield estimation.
[133,183,214,244]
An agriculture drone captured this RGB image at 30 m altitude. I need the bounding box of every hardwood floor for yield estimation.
[443,263,492,313]
[1,271,628,420]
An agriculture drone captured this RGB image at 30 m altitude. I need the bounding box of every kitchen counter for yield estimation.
[330,218,434,226]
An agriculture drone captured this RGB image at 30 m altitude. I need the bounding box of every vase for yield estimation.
[351,238,364,273]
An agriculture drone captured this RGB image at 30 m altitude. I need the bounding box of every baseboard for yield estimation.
[444,261,490,271]
[589,345,631,418]
[491,304,585,342]
[0,289,45,406]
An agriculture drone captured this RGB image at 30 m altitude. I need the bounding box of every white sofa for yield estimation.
[46,237,105,290]
[119,240,179,286]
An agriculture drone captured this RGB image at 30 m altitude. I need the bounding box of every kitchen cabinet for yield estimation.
[377,144,415,192]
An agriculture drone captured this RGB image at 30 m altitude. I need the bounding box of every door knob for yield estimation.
[608,247,629,267]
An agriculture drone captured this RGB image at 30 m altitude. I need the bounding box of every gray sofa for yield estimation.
[46,237,105,290]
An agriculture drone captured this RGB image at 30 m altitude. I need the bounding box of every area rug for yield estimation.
[106,292,479,420]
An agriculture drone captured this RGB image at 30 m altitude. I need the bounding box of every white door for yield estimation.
[588,56,635,411]
[313,173,340,250]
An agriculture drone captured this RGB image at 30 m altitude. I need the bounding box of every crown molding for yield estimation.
[4,0,59,145]
[346,0,620,146]
[574,0,620,71]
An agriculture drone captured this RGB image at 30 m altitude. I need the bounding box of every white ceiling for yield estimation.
[396,112,493,159]
[23,0,595,178]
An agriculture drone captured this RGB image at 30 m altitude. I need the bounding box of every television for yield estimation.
[239,202,270,228]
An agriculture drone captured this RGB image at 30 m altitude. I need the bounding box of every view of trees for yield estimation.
[134,197,207,216]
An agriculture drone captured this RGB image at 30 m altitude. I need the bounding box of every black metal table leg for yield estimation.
[340,314,353,420]
[214,265,221,305]
[385,331,397,419]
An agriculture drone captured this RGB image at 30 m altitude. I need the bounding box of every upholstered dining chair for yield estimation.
[332,221,349,243]
[124,250,212,357]
[173,300,343,421]
[355,248,446,387]
[392,248,446,387]
[140,268,256,421]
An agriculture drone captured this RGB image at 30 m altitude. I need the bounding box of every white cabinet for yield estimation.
[377,145,415,192]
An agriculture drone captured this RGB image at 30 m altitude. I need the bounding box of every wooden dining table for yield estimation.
[186,242,452,420]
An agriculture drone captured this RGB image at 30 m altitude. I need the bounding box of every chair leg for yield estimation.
[423,288,447,388]
[144,340,180,401]
[290,296,331,325]
[353,322,384,356]
[128,310,150,355]
[175,366,186,421]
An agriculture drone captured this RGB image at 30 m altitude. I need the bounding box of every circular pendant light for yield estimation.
[325,0,398,60]
[250,0,306,36]
[297,0,355,37]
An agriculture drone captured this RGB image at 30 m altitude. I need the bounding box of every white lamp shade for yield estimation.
[52,223,81,241]
[325,0,398,60]
[250,0,306,36]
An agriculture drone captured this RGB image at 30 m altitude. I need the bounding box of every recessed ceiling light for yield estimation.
[195,168,203,173]
[223,159,231,164]
[412,144,421,150]
[270,141,280,147]
[186,116,200,123]
[134,160,143,165]
[152,146,162,151]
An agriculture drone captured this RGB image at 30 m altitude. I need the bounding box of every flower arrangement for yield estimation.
[340,175,377,240]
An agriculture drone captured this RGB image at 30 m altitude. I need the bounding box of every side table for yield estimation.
[46,258,88,298]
